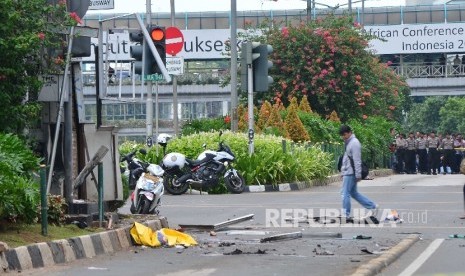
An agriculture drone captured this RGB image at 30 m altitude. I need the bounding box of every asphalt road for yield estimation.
[25,173,465,276]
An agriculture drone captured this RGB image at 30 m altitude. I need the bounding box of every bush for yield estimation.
[154,131,332,187]
[181,117,230,136]
[0,133,40,223]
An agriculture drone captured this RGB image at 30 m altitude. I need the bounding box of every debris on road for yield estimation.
[260,231,302,243]
[209,231,217,236]
[313,244,334,256]
[353,235,372,240]
[223,248,267,255]
[178,214,254,231]
[302,232,342,239]
[450,234,465,239]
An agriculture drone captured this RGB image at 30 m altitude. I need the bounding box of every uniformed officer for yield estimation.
[416,132,428,174]
[427,131,440,175]
[453,134,465,174]
[406,132,417,174]
[441,132,454,175]
[396,133,407,173]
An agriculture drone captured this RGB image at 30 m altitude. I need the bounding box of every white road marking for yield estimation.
[398,238,444,276]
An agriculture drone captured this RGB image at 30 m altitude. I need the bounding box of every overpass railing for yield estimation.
[391,64,465,78]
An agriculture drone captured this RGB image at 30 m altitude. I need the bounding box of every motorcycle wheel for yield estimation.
[224,171,245,194]
[163,174,189,195]
[130,202,136,214]
[136,196,151,214]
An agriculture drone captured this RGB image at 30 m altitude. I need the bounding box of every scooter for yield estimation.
[121,149,164,214]
[161,131,245,195]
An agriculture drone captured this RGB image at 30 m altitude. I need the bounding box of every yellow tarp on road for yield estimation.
[130,222,198,247]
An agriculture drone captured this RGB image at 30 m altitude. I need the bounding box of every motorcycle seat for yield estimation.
[186,154,215,167]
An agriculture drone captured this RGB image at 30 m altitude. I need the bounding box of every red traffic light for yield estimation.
[150,28,165,41]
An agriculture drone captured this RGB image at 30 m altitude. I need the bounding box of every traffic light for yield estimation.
[240,42,273,92]
[253,44,273,92]
[149,26,166,74]
[129,30,146,75]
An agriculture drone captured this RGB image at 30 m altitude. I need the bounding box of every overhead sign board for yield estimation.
[80,23,465,62]
[88,0,114,10]
[366,22,465,54]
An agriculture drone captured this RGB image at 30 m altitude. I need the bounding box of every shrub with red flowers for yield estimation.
[261,15,409,122]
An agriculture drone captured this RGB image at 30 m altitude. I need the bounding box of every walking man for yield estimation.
[339,125,379,220]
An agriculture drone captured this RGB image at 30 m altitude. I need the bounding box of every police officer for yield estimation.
[396,133,407,173]
[427,131,440,175]
[453,134,464,174]
[416,132,428,174]
[406,132,417,174]
[441,132,454,175]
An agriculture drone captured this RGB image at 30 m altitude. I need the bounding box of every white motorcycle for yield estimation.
[161,132,245,195]
[121,149,164,214]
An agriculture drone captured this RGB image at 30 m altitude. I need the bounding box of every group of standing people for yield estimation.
[390,130,465,175]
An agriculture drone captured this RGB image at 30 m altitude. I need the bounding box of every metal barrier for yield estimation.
[391,64,465,78]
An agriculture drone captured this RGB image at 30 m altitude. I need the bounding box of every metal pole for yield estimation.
[146,0,153,147]
[348,0,352,13]
[307,0,311,22]
[247,60,254,155]
[171,0,179,136]
[64,64,73,207]
[47,26,75,194]
[230,0,238,132]
[40,165,48,236]
[98,162,103,227]
[361,0,365,26]
[155,82,159,156]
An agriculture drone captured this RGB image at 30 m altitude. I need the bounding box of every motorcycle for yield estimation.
[121,149,164,214]
[161,131,245,195]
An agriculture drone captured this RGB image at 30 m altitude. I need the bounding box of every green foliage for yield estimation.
[0,133,41,223]
[0,0,79,134]
[298,112,340,143]
[438,97,465,134]
[181,117,230,136]
[37,195,67,226]
[156,131,332,187]
[404,97,446,133]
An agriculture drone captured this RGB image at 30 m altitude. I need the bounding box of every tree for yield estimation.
[262,15,409,122]
[0,0,78,135]
[257,100,272,131]
[299,96,312,113]
[403,97,447,132]
[439,97,465,134]
[285,98,309,142]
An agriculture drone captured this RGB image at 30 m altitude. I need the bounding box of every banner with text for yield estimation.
[89,0,114,10]
[366,22,465,54]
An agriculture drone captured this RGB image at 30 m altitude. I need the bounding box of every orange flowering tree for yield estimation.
[264,15,409,122]
[0,0,81,134]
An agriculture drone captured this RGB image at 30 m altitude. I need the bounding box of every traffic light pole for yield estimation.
[230,0,238,132]
[247,62,254,155]
[146,0,154,147]
[171,0,179,136]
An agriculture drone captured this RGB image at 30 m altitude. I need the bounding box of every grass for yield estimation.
[0,223,104,248]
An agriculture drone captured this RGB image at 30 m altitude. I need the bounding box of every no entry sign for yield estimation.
[165,27,184,56]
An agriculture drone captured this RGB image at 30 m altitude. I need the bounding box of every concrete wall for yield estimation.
[82,124,122,201]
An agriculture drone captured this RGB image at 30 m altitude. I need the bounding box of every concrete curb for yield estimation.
[351,234,420,276]
[0,217,168,273]
[243,169,393,193]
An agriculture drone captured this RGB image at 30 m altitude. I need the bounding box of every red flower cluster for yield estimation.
[69,12,82,24]
[224,115,231,124]
[37,32,45,40]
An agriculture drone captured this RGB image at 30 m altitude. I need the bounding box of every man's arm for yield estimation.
[352,140,362,180]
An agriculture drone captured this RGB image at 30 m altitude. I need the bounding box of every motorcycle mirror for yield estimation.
[139,148,147,155]
[219,130,223,137]
[202,143,207,149]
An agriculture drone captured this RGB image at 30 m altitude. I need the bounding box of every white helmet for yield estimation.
[157,133,172,145]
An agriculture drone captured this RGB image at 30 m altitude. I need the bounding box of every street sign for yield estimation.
[144,74,164,82]
[166,57,184,75]
[165,27,184,56]
[88,0,114,10]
